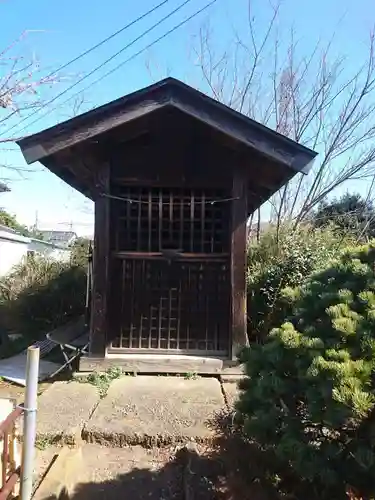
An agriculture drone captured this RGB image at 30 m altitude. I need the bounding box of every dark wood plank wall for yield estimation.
[109,132,234,189]
[90,161,111,357]
[231,166,248,359]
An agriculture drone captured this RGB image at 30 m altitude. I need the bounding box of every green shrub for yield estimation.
[0,256,86,339]
[238,242,375,498]
[69,237,92,268]
[78,366,125,398]
[246,223,353,341]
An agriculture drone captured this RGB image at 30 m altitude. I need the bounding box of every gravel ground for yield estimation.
[0,379,26,403]
[63,444,183,500]
[0,377,61,403]
[33,446,61,495]
[32,441,275,500]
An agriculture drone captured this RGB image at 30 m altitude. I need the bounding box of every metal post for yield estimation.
[20,347,39,500]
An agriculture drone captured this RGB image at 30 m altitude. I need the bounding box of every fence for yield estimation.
[0,347,39,500]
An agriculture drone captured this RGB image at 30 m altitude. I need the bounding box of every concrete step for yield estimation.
[84,376,225,447]
[33,376,240,447]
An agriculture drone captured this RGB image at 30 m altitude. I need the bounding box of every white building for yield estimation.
[27,238,71,261]
[38,230,77,249]
[0,225,30,277]
[0,224,71,277]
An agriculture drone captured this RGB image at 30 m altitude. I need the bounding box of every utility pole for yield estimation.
[34,211,39,231]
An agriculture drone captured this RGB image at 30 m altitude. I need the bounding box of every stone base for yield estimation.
[222,382,241,408]
[79,354,244,376]
[36,382,100,445]
[84,376,224,446]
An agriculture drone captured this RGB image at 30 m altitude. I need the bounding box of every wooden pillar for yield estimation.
[90,163,110,357]
[230,166,248,360]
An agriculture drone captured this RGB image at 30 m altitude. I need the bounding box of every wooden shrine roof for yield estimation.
[17,78,317,204]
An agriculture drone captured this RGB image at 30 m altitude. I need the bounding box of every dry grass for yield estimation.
[0,256,86,341]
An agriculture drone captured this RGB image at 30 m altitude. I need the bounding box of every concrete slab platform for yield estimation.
[54,444,181,500]
[220,374,244,383]
[37,381,100,445]
[80,354,223,374]
[33,447,83,500]
[220,362,245,377]
[33,446,61,495]
[84,376,225,446]
[222,383,240,409]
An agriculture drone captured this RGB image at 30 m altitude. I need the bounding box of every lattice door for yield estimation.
[109,186,231,355]
[109,258,230,354]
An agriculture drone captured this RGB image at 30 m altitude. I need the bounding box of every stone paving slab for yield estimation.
[220,374,244,383]
[52,444,181,500]
[37,381,100,444]
[84,376,225,446]
[33,446,61,496]
[33,446,83,500]
[222,382,240,409]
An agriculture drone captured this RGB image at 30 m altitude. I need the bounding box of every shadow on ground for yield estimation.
[42,411,282,500]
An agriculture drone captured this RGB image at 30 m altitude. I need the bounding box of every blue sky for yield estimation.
[0,0,374,235]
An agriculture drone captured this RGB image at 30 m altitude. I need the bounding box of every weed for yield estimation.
[184,372,199,380]
[0,257,86,340]
[77,366,125,398]
[35,435,55,450]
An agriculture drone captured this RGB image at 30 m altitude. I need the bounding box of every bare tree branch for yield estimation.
[0,30,64,183]
[193,1,375,225]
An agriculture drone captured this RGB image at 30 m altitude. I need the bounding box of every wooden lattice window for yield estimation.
[109,259,230,354]
[112,186,230,253]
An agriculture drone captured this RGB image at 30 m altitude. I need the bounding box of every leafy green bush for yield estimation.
[246,223,353,341]
[69,237,92,268]
[0,256,86,339]
[238,242,375,498]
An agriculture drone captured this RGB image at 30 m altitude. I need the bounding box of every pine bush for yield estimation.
[239,242,375,498]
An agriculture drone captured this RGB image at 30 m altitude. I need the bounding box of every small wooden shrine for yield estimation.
[17,78,316,374]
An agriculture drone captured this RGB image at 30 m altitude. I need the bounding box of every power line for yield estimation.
[101,192,236,205]
[46,1,172,78]
[2,0,171,137]
[15,0,218,137]
[6,0,194,138]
